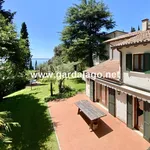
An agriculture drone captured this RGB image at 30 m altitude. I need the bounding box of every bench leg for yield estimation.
[77,108,81,114]
[90,119,99,131]
[90,120,93,130]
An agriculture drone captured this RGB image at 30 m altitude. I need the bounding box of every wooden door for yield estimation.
[108,88,116,117]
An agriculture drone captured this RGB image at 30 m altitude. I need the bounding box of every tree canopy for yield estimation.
[0,0,15,23]
[0,0,31,99]
[0,14,29,98]
[61,0,115,67]
[0,0,29,145]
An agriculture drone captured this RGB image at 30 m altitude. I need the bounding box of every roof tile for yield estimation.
[112,30,150,48]
[85,60,120,79]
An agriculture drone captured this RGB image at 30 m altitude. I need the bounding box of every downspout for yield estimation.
[119,49,123,83]
[110,44,123,83]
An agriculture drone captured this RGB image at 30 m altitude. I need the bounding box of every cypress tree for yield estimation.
[20,22,31,69]
[35,60,37,70]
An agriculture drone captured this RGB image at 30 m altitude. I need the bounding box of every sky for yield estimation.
[3,0,150,59]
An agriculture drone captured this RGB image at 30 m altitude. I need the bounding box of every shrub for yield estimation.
[45,85,78,102]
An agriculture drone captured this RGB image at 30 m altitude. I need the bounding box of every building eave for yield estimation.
[95,78,150,101]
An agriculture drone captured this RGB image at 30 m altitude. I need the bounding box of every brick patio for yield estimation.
[48,94,150,150]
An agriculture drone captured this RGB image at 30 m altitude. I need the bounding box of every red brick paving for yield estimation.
[48,94,150,150]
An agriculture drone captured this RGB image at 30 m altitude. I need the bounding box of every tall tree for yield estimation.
[29,59,33,70]
[53,44,68,63]
[20,22,31,69]
[35,60,37,70]
[0,14,29,96]
[0,0,15,23]
[61,0,115,67]
[131,27,136,32]
[138,25,140,30]
[0,2,22,147]
[53,45,63,57]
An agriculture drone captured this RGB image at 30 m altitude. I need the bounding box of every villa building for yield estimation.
[84,19,150,142]
[93,30,127,65]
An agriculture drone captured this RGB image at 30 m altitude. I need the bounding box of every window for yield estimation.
[133,54,144,72]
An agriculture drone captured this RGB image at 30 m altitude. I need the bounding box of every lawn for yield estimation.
[65,78,85,92]
[0,79,85,150]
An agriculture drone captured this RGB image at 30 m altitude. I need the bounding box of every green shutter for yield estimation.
[127,95,133,129]
[108,88,116,117]
[90,80,95,102]
[144,101,150,142]
[144,53,150,73]
[126,54,132,71]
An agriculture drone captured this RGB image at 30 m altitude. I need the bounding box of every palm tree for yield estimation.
[0,111,20,147]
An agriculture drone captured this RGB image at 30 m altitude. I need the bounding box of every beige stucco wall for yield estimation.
[108,43,120,60]
[106,31,127,39]
[109,39,126,60]
[120,44,150,90]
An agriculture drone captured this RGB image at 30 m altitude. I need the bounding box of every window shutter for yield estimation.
[144,53,150,73]
[144,101,150,142]
[126,54,132,71]
[127,95,133,129]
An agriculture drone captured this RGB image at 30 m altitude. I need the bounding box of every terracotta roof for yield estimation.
[112,30,150,48]
[85,60,120,80]
[104,30,142,43]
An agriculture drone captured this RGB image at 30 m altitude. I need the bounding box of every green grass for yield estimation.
[0,78,85,150]
[0,84,59,150]
[65,78,85,92]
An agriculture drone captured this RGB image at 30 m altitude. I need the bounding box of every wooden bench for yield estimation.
[75,100,106,130]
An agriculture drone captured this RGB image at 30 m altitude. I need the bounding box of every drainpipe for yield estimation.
[118,49,123,83]
[110,44,123,83]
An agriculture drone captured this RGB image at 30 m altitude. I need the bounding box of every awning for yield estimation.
[95,78,150,102]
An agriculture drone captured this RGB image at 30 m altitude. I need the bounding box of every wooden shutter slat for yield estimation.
[144,101,150,142]
[126,54,132,71]
[127,95,133,129]
[144,53,150,73]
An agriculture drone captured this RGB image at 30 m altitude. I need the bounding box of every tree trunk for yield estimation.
[58,80,62,94]
[50,82,53,96]
[89,49,94,67]
[58,79,64,94]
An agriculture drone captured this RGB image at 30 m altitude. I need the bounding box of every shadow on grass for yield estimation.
[0,93,54,150]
